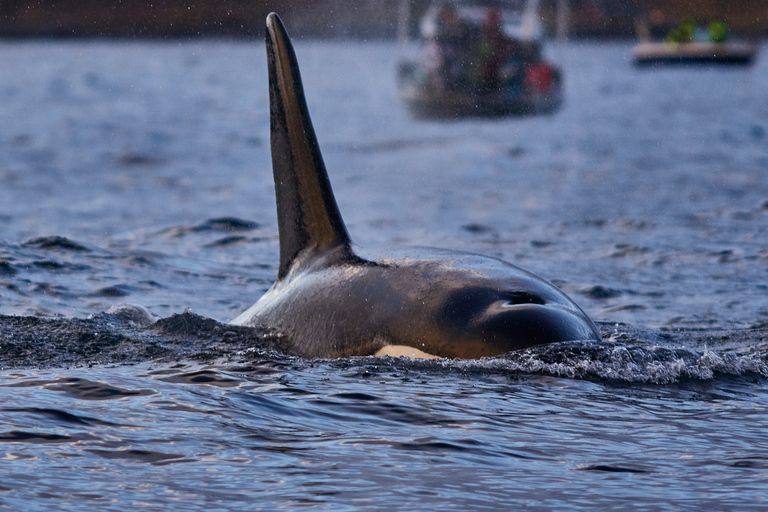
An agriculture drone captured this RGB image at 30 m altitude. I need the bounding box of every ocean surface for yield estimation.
[0,38,767,510]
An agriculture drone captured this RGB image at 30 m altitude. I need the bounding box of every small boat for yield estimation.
[397,0,563,119]
[633,42,758,66]
[632,17,758,67]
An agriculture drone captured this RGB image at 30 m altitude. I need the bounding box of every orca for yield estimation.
[231,13,601,358]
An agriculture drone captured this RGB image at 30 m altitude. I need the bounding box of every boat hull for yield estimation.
[400,87,562,119]
[398,62,563,119]
[633,42,759,67]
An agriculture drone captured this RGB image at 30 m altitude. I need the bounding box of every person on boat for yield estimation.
[708,21,729,43]
[468,8,536,95]
[474,7,511,91]
[665,18,695,44]
[423,4,472,89]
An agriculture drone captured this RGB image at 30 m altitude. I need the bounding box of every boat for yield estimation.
[396,0,564,119]
[632,17,759,67]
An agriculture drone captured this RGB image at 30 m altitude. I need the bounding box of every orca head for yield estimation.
[402,267,600,358]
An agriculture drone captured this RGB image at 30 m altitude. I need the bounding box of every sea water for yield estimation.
[0,39,767,510]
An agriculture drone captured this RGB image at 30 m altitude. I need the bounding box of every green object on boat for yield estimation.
[709,21,729,43]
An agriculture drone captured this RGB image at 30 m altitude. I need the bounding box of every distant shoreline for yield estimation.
[1,1,767,40]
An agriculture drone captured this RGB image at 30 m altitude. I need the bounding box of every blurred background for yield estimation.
[1,2,767,509]
[0,0,765,323]
[1,0,767,39]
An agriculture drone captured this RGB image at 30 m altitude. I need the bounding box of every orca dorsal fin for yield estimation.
[266,13,353,280]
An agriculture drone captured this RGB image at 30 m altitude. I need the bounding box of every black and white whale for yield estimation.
[231,13,600,359]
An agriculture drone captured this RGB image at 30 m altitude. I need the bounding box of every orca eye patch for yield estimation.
[440,287,500,325]
[440,288,546,328]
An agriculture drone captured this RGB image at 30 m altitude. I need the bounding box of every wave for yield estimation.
[2,307,767,385]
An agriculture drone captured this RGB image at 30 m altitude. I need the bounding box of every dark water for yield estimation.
[1,39,768,509]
